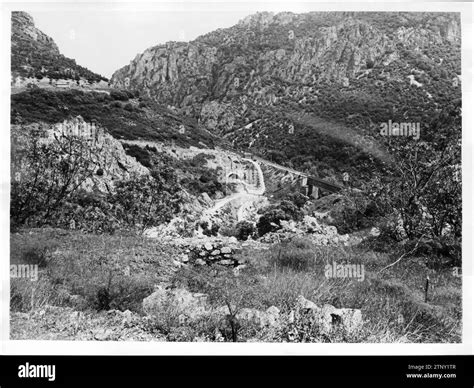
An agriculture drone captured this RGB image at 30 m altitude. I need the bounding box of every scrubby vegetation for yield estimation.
[11,230,459,342]
[257,200,303,236]
[11,88,216,147]
[9,11,462,344]
[11,128,185,233]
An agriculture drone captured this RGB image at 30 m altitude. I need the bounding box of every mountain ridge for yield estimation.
[110,11,461,183]
[11,11,108,85]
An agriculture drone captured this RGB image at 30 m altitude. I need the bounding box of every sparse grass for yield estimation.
[171,237,461,342]
[10,230,461,342]
[10,228,177,314]
[10,232,59,267]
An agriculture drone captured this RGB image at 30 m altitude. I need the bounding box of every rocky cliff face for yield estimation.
[12,116,149,193]
[11,11,107,83]
[110,12,461,184]
[11,11,59,54]
[111,12,460,122]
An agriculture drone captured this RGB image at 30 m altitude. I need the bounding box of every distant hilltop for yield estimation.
[11,11,108,87]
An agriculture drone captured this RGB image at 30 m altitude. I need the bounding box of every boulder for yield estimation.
[143,287,211,320]
[93,328,113,341]
[232,264,247,276]
[235,306,280,329]
[297,295,319,310]
[296,295,362,334]
[122,309,133,325]
[221,246,232,254]
[200,192,213,205]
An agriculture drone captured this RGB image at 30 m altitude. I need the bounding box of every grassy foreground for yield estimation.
[10,228,461,343]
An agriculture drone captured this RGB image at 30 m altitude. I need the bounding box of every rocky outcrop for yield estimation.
[142,288,361,335]
[142,286,281,329]
[109,11,461,190]
[143,287,211,320]
[11,11,106,83]
[111,12,460,129]
[11,11,59,54]
[111,41,218,115]
[296,295,363,334]
[11,116,149,193]
[260,216,350,246]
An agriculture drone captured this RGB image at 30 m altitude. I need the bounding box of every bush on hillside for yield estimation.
[257,200,303,236]
[235,220,256,241]
[110,89,130,101]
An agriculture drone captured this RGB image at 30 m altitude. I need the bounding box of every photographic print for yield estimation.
[8,4,463,345]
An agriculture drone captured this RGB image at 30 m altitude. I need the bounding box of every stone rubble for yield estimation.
[259,216,350,246]
[295,295,363,334]
[142,287,363,335]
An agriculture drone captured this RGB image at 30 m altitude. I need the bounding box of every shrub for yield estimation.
[123,103,134,112]
[235,220,255,241]
[328,192,376,234]
[110,89,129,101]
[257,200,302,236]
[110,174,182,231]
[187,171,223,197]
[284,192,308,208]
[11,128,98,227]
[92,274,154,312]
[123,144,153,168]
[200,221,219,237]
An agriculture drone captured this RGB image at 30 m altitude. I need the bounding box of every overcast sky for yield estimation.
[12,1,466,79]
[26,4,318,79]
[29,10,245,78]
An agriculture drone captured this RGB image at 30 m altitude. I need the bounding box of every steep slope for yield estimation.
[10,12,219,149]
[111,11,461,185]
[11,11,107,85]
[10,88,218,148]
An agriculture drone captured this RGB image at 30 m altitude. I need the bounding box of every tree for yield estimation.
[371,102,461,242]
[110,173,182,232]
[11,126,97,226]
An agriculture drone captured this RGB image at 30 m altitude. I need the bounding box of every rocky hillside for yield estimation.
[111,11,461,184]
[11,11,107,84]
[11,116,149,193]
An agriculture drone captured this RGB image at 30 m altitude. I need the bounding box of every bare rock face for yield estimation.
[11,116,149,194]
[112,41,218,114]
[11,12,106,84]
[111,12,460,137]
[11,11,59,54]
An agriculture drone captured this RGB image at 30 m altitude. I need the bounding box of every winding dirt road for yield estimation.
[204,158,266,221]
